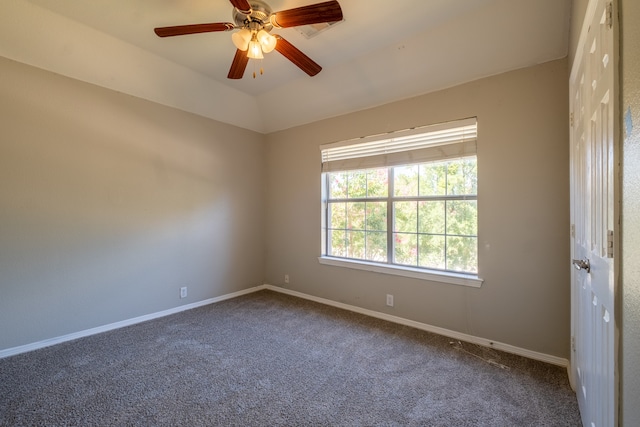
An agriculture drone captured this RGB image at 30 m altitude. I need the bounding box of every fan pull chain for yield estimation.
[252,59,264,79]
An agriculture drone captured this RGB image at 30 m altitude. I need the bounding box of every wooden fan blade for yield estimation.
[229,0,252,14]
[227,49,249,79]
[274,35,322,76]
[270,0,342,28]
[154,23,234,37]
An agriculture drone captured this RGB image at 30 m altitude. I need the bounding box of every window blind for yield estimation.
[320,117,477,173]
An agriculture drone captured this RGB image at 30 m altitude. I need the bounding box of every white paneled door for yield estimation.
[570,0,618,426]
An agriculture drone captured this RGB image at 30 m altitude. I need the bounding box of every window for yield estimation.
[320,118,481,285]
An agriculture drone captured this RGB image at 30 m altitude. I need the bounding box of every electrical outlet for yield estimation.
[284,274,290,284]
[386,294,394,307]
[180,287,187,299]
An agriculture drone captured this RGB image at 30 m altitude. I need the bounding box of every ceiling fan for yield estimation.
[154,0,343,79]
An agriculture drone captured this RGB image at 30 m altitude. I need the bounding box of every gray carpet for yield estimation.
[0,290,581,426]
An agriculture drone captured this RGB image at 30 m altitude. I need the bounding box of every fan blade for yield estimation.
[270,0,343,28]
[274,35,322,76]
[229,0,252,15]
[154,23,234,37]
[227,49,249,79]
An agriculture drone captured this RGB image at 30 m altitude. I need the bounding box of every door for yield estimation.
[569,0,618,426]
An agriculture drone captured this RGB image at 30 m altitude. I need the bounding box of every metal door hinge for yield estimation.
[606,230,614,258]
[606,2,613,29]
[571,224,575,238]
[570,112,574,127]
[571,336,576,352]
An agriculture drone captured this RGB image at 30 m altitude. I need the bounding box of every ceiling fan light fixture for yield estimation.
[257,30,277,53]
[247,37,264,59]
[232,28,251,51]
[154,0,343,79]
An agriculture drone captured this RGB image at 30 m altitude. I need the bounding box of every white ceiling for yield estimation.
[1,0,570,133]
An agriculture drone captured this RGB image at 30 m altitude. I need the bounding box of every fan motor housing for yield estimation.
[233,0,273,31]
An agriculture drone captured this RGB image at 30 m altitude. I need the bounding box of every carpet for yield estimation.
[0,290,582,426]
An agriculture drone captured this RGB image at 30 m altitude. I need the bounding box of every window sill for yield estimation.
[318,256,483,288]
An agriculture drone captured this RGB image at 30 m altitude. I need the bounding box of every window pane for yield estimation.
[394,233,417,265]
[325,154,477,275]
[419,162,447,196]
[446,236,478,273]
[393,201,417,233]
[346,202,365,230]
[447,158,477,195]
[346,230,366,259]
[418,201,445,234]
[328,202,346,229]
[394,165,419,197]
[446,200,478,236]
[367,169,388,197]
[366,202,387,232]
[347,170,367,198]
[329,172,347,199]
[366,231,387,262]
[329,230,346,257]
[418,235,446,270]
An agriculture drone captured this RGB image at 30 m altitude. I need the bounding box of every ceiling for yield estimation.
[1,0,571,133]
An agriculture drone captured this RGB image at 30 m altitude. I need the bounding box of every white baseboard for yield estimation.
[262,284,569,368]
[0,286,264,359]
[1,283,569,368]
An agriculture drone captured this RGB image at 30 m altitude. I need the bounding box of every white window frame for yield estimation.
[319,118,483,288]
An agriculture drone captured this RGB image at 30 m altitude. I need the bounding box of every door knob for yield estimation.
[572,258,590,273]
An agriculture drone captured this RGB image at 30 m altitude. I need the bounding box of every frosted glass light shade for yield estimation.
[247,40,264,59]
[257,30,277,53]
[232,29,251,51]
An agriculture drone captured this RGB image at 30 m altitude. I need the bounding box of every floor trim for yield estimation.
[262,284,569,368]
[0,286,263,359]
[2,284,569,368]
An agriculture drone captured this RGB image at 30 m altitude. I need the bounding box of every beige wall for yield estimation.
[0,57,265,351]
[620,0,640,424]
[265,59,571,358]
[0,52,575,364]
